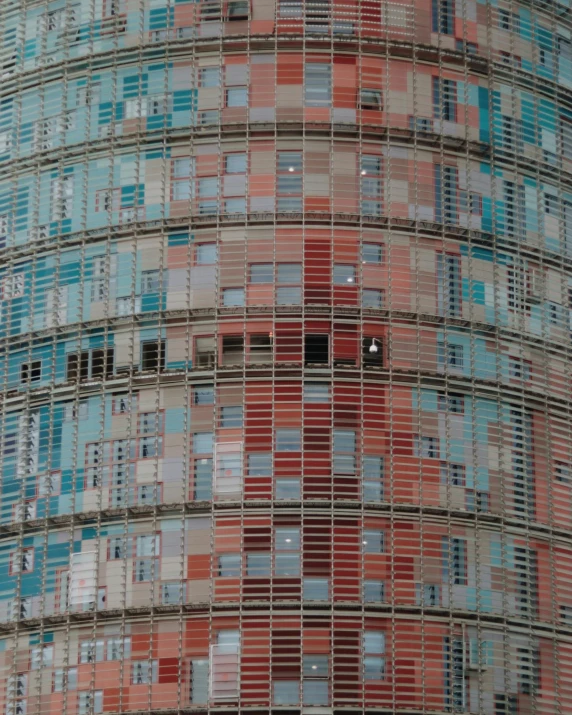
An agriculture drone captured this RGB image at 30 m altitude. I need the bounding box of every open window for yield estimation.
[304,334,329,366]
[249,334,273,364]
[141,340,165,372]
[359,88,382,110]
[362,337,383,367]
[227,0,249,19]
[222,336,244,366]
[21,361,42,384]
[67,349,114,381]
[195,337,215,368]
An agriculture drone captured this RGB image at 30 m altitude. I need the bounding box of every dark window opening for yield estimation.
[66,349,114,381]
[91,349,109,379]
[222,335,244,366]
[304,334,329,365]
[250,334,273,363]
[21,361,42,383]
[227,0,249,18]
[363,337,383,367]
[195,337,215,368]
[141,340,166,372]
[360,88,382,110]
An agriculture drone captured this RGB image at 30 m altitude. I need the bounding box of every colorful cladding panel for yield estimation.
[0,0,572,713]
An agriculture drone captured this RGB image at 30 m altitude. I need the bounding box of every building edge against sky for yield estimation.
[1,0,572,712]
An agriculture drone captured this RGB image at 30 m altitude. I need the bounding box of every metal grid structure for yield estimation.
[0,0,572,712]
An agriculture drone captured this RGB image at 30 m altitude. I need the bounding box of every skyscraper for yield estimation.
[1,0,572,712]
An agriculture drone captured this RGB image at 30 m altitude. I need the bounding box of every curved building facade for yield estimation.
[1,0,572,713]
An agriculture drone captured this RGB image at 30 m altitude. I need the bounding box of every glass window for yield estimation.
[194,458,212,500]
[199,177,218,197]
[139,412,163,434]
[363,456,384,501]
[433,77,457,122]
[198,199,218,215]
[275,478,301,499]
[173,157,194,178]
[78,692,103,715]
[303,681,328,705]
[303,655,328,677]
[364,580,384,602]
[200,67,220,87]
[361,199,382,216]
[304,577,329,600]
[250,264,273,283]
[302,654,329,705]
[221,405,243,428]
[438,341,464,369]
[303,382,330,402]
[136,534,158,557]
[277,263,302,283]
[201,0,222,21]
[225,153,247,173]
[32,646,54,670]
[139,436,162,458]
[194,432,214,453]
[226,87,248,107]
[225,198,246,213]
[216,630,240,654]
[362,243,383,264]
[363,632,385,680]
[432,0,454,33]
[134,559,156,581]
[172,180,192,201]
[277,174,303,195]
[305,63,332,106]
[228,0,249,17]
[364,631,385,653]
[363,289,383,308]
[361,155,382,175]
[364,656,385,680]
[333,429,356,474]
[274,681,299,705]
[246,552,271,576]
[222,288,245,307]
[190,659,209,704]
[194,386,214,405]
[277,153,303,172]
[562,116,572,160]
[415,435,439,458]
[333,430,355,453]
[333,264,356,285]
[276,429,301,451]
[248,453,272,475]
[555,462,571,483]
[109,536,126,560]
[277,156,303,210]
[362,529,384,553]
[275,553,300,575]
[276,527,300,550]
[196,243,217,264]
[276,287,302,305]
[362,175,382,195]
[360,88,382,109]
[218,553,241,577]
[199,110,220,125]
[438,393,464,413]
